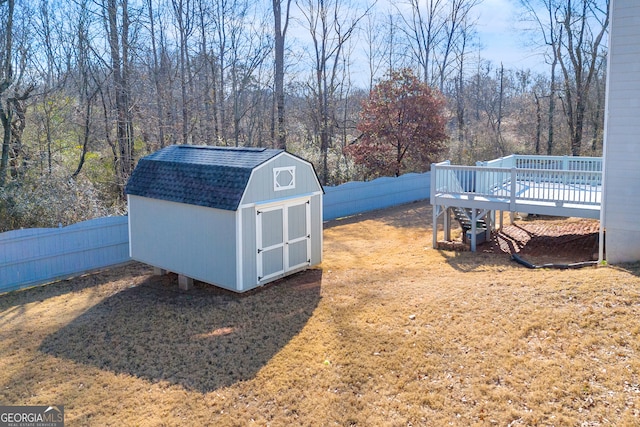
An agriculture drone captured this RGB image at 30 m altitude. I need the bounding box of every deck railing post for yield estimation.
[431,163,437,249]
[510,168,517,211]
[430,163,436,203]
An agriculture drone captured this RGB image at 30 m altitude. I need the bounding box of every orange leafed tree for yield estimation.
[347,68,448,178]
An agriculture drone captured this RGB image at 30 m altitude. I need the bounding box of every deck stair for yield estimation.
[452,207,487,243]
[432,155,602,252]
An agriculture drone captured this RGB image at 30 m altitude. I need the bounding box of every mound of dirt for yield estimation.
[486,216,600,264]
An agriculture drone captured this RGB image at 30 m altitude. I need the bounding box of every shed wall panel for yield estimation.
[241,154,322,205]
[602,0,640,263]
[129,196,237,289]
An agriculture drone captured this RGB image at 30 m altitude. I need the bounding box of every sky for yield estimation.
[291,0,609,86]
[473,0,547,71]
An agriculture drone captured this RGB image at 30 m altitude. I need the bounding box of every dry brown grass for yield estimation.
[1,201,640,426]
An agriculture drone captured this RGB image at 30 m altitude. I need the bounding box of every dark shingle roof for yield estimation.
[125,145,283,210]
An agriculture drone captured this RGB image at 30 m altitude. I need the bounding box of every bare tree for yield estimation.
[104,0,135,192]
[395,0,479,89]
[436,0,479,91]
[71,0,101,179]
[171,0,195,145]
[495,63,506,156]
[146,0,167,149]
[273,0,292,149]
[556,0,609,156]
[0,0,16,186]
[228,9,271,146]
[297,0,368,184]
[520,0,565,154]
[587,51,606,154]
[194,0,215,145]
[398,0,445,85]
[363,11,389,92]
[451,15,475,162]
[211,0,233,143]
[0,0,35,186]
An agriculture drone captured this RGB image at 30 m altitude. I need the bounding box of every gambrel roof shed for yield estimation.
[125,145,285,210]
[125,145,323,293]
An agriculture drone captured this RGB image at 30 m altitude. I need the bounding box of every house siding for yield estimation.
[602,0,640,263]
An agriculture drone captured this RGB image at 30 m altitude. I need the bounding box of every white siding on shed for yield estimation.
[129,195,238,288]
[601,0,640,263]
[240,154,322,206]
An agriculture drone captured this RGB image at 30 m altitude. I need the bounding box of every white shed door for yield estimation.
[257,198,311,282]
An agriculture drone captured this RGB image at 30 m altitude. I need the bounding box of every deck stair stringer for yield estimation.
[452,207,487,241]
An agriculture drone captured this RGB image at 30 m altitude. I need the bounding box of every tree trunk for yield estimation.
[0,106,10,187]
[0,0,15,187]
[107,0,134,193]
[496,63,505,156]
[148,0,166,148]
[557,0,610,157]
[547,57,556,155]
[273,0,290,150]
[534,92,542,155]
[72,95,93,179]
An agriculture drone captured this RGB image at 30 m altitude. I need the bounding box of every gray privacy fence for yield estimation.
[0,172,430,293]
[0,216,130,293]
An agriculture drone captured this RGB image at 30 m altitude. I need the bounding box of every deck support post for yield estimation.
[471,209,478,252]
[443,207,451,241]
[153,267,167,276]
[432,205,438,249]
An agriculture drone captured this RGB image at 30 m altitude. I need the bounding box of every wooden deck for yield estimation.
[430,155,602,251]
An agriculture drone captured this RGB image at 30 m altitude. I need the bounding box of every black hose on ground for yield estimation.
[511,253,598,269]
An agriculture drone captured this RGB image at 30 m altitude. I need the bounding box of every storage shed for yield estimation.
[125,145,323,292]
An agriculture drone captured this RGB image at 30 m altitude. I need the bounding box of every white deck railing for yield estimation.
[432,155,602,209]
[478,154,602,172]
